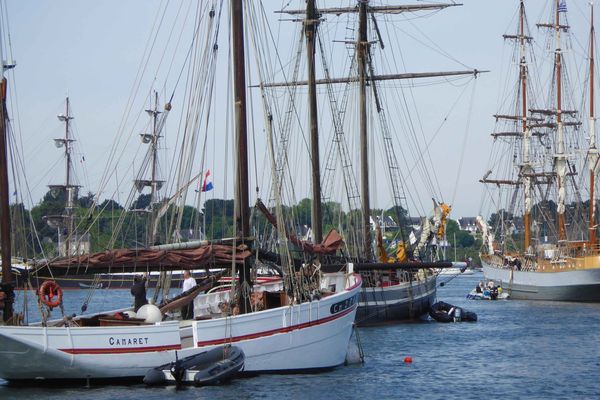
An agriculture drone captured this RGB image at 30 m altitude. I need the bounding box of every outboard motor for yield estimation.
[453,307,462,322]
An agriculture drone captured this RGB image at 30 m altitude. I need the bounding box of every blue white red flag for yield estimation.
[201,170,213,192]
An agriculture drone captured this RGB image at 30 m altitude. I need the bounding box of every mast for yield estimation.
[57,98,75,256]
[231,0,251,313]
[358,0,372,260]
[520,0,532,252]
[305,0,323,246]
[146,92,161,246]
[0,32,14,321]
[589,2,598,246]
[555,0,567,241]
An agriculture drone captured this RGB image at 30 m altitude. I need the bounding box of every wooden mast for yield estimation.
[62,98,74,256]
[305,0,323,246]
[358,0,372,260]
[147,91,160,246]
[0,27,14,321]
[231,0,251,314]
[555,0,567,242]
[520,0,532,252]
[589,3,598,247]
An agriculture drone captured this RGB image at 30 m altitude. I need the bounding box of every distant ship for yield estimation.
[479,0,600,301]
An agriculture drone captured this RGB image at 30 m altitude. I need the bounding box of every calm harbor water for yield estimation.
[2,272,600,399]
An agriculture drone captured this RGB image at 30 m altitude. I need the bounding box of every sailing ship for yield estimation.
[479,0,600,301]
[269,1,478,324]
[0,1,361,381]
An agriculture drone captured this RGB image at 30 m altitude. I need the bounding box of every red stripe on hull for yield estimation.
[59,344,181,354]
[196,304,357,347]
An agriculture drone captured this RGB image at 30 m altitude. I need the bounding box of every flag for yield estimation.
[558,0,567,13]
[201,170,213,192]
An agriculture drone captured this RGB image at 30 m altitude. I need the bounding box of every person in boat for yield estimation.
[475,282,483,293]
[131,274,148,312]
[181,270,197,320]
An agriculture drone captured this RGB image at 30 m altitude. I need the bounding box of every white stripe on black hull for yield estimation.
[356,275,436,325]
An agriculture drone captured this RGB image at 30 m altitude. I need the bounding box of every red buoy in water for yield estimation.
[404,356,413,363]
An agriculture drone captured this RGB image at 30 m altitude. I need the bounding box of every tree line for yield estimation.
[7,191,483,261]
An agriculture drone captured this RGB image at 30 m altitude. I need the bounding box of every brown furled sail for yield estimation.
[256,199,344,254]
[36,244,252,276]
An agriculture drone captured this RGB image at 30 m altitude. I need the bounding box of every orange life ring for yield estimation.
[38,280,63,309]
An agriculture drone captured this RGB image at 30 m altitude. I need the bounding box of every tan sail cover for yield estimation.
[37,244,252,276]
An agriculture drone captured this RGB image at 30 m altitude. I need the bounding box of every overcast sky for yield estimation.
[2,0,596,219]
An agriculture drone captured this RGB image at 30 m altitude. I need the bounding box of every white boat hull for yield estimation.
[482,261,600,302]
[0,273,361,380]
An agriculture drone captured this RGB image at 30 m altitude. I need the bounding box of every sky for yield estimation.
[1,0,596,220]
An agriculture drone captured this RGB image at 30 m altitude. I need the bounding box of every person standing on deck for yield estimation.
[181,270,196,319]
[131,274,148,312]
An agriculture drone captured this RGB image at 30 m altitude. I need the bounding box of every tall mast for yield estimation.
[232,0,249,240]
[520,0,532,252]
[305,0,323,246]
[231,0,251,314]
[146,91,161,246]
[56,98,75,256]
[0,29,15,321]
[589,2,598,246]
[555,0,567,241]
[358,0,372,260]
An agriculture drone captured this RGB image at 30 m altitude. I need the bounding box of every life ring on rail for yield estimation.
[38,280,63,309]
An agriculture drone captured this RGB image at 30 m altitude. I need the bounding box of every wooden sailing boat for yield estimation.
[270,1,479,324]
[0,1,361,381]
[480,0,600,301]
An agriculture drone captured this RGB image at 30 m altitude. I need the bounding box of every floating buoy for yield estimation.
[404,356,413,363]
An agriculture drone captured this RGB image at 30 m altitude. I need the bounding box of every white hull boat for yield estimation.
[0,272,361,381]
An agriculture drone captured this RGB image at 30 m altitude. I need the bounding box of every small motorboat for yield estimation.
[144,345,244,386]
[429,301,477,323]
[467,281,509,300]
[467,288,509,300]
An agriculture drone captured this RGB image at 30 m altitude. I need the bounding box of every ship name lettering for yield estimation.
[109,337,149,346]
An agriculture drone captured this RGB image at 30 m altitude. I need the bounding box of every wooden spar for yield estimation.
[0,77,13,322]
[320,261,467,273]
[590,3,597,246]
[147,92,159,247]
[277,3,462,16]
[529,108,577,116]
[480,178,521,186]
[358,1,372,260]
[231,0,251,314]
[257,70,484,88]
[491,131,546,138]
[520,0,531,252]
[231,0,250,241]
[555,0,566,241]
[493,114,542,122]
[63,97,74,257]
[306,0,322,246]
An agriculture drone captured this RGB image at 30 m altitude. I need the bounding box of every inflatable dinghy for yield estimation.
[144,345,244,386]
[429,301,477,323]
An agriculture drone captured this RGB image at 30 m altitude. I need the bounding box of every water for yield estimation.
[2,272,600,399]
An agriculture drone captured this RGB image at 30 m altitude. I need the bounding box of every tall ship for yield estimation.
[0,0,362,381]
[262,1,480,324]
[479,0,600,301]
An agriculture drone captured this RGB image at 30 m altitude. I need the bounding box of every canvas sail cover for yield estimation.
[35,244,252,276]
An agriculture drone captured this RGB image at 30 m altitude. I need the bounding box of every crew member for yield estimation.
[131,274,148,312]
[181,270,197,319]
